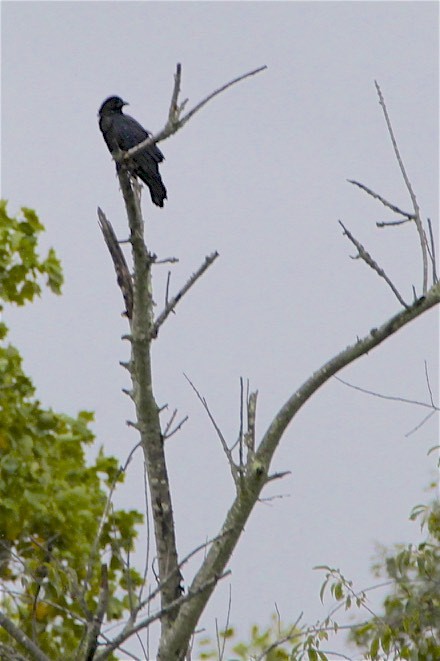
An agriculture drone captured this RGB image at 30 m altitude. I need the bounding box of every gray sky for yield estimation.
[2,1,439,657]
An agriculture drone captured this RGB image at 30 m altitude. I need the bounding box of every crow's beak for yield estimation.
[123,101,129,107]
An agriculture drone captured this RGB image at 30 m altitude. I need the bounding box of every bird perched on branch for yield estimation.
[98,96,167,207]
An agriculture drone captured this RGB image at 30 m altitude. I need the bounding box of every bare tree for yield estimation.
[1,64,438,660]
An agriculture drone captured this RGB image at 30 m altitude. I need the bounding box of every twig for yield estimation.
[347,180,415,219]
[375,81,428,293]
[164,415,189,440]
[165,271,171,308]
[98,207,133,318]
[184,373,239,485]
[334,375,439,411]
[266,470,291,483]
[152,251,219,338]
[339,220,408,308]
[255,609,303,661]
[162,407,189,440]
[216,584,232,661]
[424,359,435,407]
[125,64,267,160]
[169,62,183,121]
[244,390,258,455]
[427,218,438,283]
[137,465,151,608]
[376,218,412,228]
[176,65,268,131]
[405,409,437,437]
[83,440,142,598]
[95,570,231,661]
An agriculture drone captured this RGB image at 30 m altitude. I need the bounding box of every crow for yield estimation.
[99,96,167,207]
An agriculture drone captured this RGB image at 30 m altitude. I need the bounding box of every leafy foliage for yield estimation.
[198,613,301,660]
[350,496,440,659]
[0,202,143,658]
[0,201,62,308]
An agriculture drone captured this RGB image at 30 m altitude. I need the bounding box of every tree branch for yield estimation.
[152,252,219,338]
[118,167,183,633]
[84,564,109,661]
[158,280,440,660]
[374,81,428,293]
[0,611,50,661]
[339,220,408,308]
[98,207,133,318]
[123,64,267,160]
[347,180,414,219]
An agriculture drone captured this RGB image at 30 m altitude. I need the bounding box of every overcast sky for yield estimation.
[2,1,439,658]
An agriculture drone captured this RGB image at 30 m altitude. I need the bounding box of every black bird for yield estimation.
[99,96,167,207]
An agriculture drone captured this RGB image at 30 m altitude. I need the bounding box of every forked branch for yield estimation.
[124,64,267,159]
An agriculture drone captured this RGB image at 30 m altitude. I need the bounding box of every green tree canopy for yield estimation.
[0,202,143,659]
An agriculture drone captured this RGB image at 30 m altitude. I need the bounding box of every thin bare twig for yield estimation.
[376,218,412,228]
[339,220,408,308]
[95,570,231,661]
[184,374,239,485]
[125,64,267,160]
[255,609,303,661]
[245,390,258,455]
[347,180,415,219]
[83,440,142,598]
[169,62,183,121]
[216,584,232,661]
[152,252,219,338]
[424,360,435,407]
[405,409,438,438]
[164,415,189,440]
[427,218,438,284]
[375,81,428,293]
[334,375,439,411]
[165,271,171,308]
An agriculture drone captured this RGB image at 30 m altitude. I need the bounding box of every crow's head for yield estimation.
[99,96,128,116]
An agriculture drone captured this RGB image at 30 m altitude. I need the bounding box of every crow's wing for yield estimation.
[99,111,167,207]
[112,114,164,163]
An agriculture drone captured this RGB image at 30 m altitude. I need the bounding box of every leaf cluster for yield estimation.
[0,203,144,658]
[0,201,62,310]
[350,499,440,659]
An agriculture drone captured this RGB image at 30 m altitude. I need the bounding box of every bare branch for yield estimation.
[423,360,435,408]
[83,440,142,599]
[184,373,240,486]
[169,62,183,122]
[339,220,408,308]
[98,207,133,318]
[427,218,438,284]
[405,409,437,438]
[376,218,412,228]
[152,251,219,338]
[216,584,232,661]
[375,81,428,293]
[0,611,50,661]
[245,390,258,455]
[334,375,439,411]
[123,65,267,160]
[164,415,189,441]
[266,470,291,483]
[95,571,231,661]
[347,180,415,219]
[177,65,268,130]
